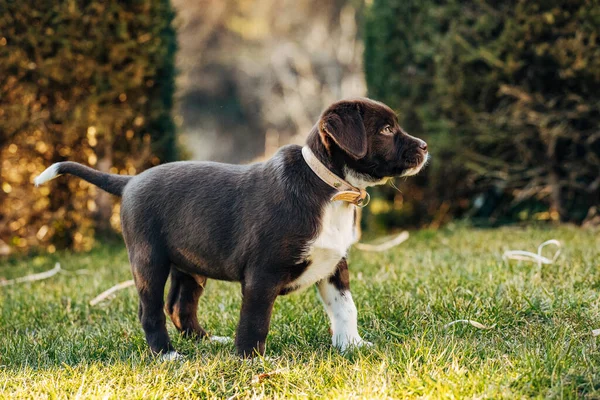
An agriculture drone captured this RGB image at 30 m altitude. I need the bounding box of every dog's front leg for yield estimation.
[317,258,371,352]
[235,281,278,358]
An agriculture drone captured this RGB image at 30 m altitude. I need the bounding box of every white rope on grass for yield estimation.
[354,231,409,252]
[0,262,61,286]
[502,239,561,267]
[444,240,561,332]
[444,319,496,330]
[89,280,135,306]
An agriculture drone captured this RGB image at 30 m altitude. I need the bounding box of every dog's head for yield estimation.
[316,98,429,187]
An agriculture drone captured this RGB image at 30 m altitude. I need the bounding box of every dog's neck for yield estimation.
[304,127,370,206]
[305,126,345,177]
[305,125,387,190]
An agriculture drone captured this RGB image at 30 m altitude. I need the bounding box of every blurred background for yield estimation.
[0,0,598,255]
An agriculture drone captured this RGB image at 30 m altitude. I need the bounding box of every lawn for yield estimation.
[1,226,599,399]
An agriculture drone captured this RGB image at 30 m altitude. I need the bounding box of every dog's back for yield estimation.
[120,146,322,282]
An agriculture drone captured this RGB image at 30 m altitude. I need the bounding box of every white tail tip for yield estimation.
[34,163,61,186]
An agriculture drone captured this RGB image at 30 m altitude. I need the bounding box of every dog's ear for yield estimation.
[319,102,367,160]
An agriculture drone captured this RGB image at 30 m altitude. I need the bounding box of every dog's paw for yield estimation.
[355,339,373,348]
[241,355,276,364]
[358,339,374,349]
[209,335,234,344]
[160,351,184,362]
[333,336,373,352]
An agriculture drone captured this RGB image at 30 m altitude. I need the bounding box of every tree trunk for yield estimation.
[95,141,114,236]
[549,167,568,223]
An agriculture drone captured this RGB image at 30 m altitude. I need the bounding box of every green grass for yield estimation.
[1,226,599,399]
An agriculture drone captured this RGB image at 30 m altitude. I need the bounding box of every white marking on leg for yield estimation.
[34,163,61,186]
[210,336,233,344]
[317,280,371,352]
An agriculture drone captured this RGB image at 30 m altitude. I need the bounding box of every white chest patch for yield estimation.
[286,201,357,292]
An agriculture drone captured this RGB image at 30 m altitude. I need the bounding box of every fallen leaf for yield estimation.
[251,368,288,385]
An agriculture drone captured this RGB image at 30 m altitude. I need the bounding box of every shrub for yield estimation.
[364,0,600,228]
[0,0,177,252]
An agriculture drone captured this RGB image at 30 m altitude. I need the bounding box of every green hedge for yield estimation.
[364,0,600,228]
[0,0,177,251]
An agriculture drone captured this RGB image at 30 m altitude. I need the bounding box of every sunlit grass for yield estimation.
[1,225,599,398]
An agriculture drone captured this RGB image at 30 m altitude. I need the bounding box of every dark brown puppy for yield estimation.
[35,98,428,359]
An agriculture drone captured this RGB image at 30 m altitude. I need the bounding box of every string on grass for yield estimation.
[354,231,409,252]
[89,280,135,306]
[444,319,496,330]
[502,239,561,267]
[444,240,561,332]
[0,262,62,287]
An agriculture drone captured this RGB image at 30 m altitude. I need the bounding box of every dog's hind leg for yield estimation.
[130,249,175,357]
[165,267,209,339]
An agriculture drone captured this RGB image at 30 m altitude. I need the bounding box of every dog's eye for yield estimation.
[380,125,393,135]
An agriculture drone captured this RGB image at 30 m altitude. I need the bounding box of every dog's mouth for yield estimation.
[346,150,430,186]
[400,152,430,177]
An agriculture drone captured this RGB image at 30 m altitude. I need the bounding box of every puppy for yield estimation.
[35,98,429,358]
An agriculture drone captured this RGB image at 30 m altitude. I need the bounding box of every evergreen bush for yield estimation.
[0,0,177,251]
[364,0,600,228]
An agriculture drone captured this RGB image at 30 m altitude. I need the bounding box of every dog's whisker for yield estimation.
[389,179,402,193]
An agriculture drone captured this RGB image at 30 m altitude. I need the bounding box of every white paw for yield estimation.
[333,336,373,352]
[241,355,274,363]
[209,335,234,344]
[160,351,184,362]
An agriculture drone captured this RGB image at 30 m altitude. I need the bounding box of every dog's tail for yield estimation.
[34,162,132,196]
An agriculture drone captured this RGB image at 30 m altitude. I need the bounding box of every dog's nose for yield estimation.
[418,140,428,152]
